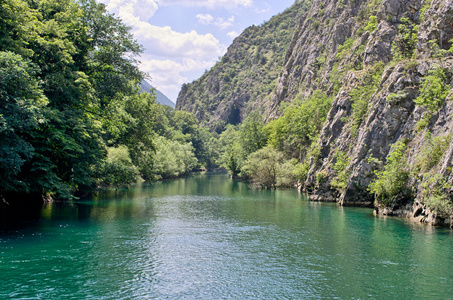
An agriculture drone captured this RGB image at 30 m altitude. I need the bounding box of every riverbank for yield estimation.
[2,172,453,299]
[305,186,453,228]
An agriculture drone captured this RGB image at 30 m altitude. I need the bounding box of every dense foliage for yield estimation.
[0,0,211,205]
[214,92,332,189]
[265,90,333,159]
[368,141,412,207]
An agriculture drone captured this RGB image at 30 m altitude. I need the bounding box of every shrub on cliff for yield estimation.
[266,90,333,159]
[368,141,412,207]
[414,67,449,113]
[421,174,453,218]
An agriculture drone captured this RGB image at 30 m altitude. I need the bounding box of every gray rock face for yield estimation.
[177,0,453,226]
[269,0,453,226]
[304,56,453,225]
[269,0,426,115]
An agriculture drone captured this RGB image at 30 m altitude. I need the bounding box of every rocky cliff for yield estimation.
[278,0,453,226]
[178,0,453,226]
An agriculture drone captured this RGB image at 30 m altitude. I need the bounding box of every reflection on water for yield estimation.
[1,172,453,299]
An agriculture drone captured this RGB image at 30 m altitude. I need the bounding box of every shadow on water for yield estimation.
[0,197,44,232]
[2,172,453,299]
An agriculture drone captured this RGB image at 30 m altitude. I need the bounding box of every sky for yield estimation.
[99,0,297,103]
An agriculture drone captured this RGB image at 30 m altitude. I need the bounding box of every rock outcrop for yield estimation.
[177,0,453,226]
[281,0,453,226]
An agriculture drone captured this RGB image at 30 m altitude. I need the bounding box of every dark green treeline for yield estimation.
[0,0,217,206]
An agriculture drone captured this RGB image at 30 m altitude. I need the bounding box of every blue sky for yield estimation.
[100,0,297,102]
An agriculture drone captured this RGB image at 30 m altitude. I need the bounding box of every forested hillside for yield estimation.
[0,0,211,208]
[177,0,453,227]
[176,0,312,132]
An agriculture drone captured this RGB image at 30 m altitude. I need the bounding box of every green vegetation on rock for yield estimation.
[414,67,450,113]
[368,141,412,207]
[174,0,453,226]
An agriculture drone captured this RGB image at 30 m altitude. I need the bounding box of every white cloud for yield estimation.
[157,0,253,10]
[215,16,235,29]
[101,0,225,60]
[254,2,270,14]
[103,0,158,21]
[196,13,214,25]
[141,58,215,78]
[135,25,224,59]
[227,31,240,39]
[99,0,233,101]
[140,57,217,100]
[197,14,235,30]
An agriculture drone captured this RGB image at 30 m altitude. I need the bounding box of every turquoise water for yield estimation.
[1,173,453,299]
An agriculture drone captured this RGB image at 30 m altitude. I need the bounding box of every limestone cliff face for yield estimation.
[277,0,453,226]
[268,0,426,114]
[178,0,453,226]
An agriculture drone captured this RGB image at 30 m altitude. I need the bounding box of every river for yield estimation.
[1,172,453,299]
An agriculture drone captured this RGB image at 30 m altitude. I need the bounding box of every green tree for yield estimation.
[391,17,418,61]
[0,0,40,57]
[368,141,412,207]
[242,146,296,189]
[239,112,267,157]
[414,68,449,112]
[152,136,198,179]
[0,0,146,200]
[218,125,243,178]
[330,151,350,191]
[96,146,138,189]
[0,52,48,193]
[266,90,333,159]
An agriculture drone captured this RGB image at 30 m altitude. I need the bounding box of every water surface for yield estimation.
[1,173,453,299]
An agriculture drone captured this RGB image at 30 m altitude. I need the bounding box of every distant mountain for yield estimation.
[140,81,175,108]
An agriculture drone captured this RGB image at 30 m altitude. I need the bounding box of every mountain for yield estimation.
[177,0,453,226]
[176,0,312,132]
[140,80,175,108]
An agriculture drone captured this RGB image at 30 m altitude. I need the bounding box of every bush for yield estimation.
[277,159,299,188]
[368,140,412,207]
[97,146,138,188]
[265,90,333,158]
[391,17,418,61]
[365,16,378,33]
[330,151,350,191]
[416,132,451,173]
[336,37,355,60]
[414,67,449,113]
[316,170,329,185]
[293,162,309,183]
[421,174,453,218]
[152,136,198,179]
[239,112,268,157]
[218,125,243,177]
[386,91,408,105]
[242,146,297,189]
